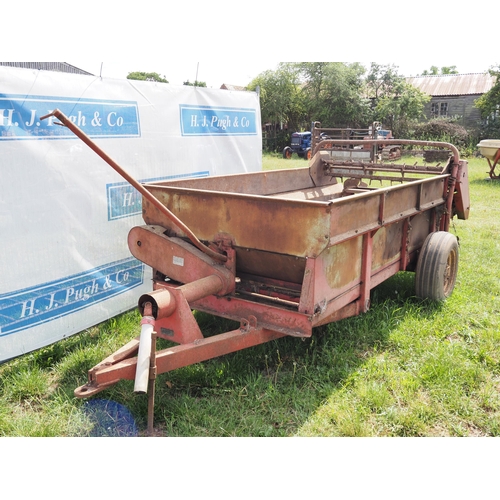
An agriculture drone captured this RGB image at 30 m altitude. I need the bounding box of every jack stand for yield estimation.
[147,331,157,436]
[484,146,500,179]
[487,150,500,179]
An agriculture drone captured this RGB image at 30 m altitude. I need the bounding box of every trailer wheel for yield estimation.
[415,231,459,301]
[283,147,292,159]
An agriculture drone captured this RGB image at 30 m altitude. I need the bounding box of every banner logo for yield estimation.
[180,105,257,136]
[106,171,210,220]
[0,94,140,140]
[0,258,144,336]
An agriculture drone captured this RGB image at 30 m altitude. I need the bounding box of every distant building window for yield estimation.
[431,101,448,117]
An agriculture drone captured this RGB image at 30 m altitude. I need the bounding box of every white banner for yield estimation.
[0,66,262,362]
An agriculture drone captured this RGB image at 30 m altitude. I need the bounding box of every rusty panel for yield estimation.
[382,177,444,222]
[371,222,403,272]
[384,183,419,221]
[454,161,470,220]
[408,212,432,254]
[319,237,363,290]
[419,176,446,208]
[268,183,343,201]
[142,187,331,259]
[150,167,315,196]
[235,248,306,284]
[329,194,381,242]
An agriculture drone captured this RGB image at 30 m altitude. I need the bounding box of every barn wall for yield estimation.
[423,95,483,129]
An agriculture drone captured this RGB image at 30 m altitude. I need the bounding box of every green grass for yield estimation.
[1,154,499,437]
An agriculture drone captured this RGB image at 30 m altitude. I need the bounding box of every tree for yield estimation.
[365,63,402,100]
[475,65,500,138]
[126,71,168,83]
[365,63,430,137]
[420,66,459,75]
[247,63,305,149]
[183,80,207,87]
[297,62,370,127]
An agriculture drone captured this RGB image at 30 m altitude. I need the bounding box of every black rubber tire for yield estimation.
[283,147,292,159]
[415,231,459,301]
[304,148,312,160]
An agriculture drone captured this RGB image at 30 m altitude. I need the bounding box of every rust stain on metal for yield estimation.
[322,237,362,290]
[143,186,332,259]
[371,223,403,271]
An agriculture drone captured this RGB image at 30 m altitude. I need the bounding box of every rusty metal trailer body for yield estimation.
[41,111,469,430]
[135,154,458,333]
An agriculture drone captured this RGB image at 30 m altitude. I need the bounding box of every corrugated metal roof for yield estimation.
[220,83,247,91]
[0,62,93,75]
[406,73,495,96]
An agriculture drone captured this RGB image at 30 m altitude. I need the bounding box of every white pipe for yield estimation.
[134,316,155,393]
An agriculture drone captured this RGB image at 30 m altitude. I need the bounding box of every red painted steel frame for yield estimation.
[60,117,467,400]
[75,321,287,398]
[74,223,407,398]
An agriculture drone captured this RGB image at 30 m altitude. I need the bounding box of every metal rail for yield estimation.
[313,138,460,166]
[323,161,446,175]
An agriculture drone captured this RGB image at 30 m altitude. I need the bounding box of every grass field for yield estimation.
[1,153,499,437]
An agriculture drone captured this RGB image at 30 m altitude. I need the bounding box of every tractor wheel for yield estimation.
[304,148,312,160]
[283,147,292,159]
[415,231,459,301]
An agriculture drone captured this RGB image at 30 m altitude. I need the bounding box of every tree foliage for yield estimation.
[475,65,500,137]
[247,63,305,133]
[296,62,370,127]
[126,71,168,83]
[248,62,372,132]
[421,66,459,75]
[183,80,207,87]
[250,62,430,145]
[365,63,402,100]
[365,63,430,137]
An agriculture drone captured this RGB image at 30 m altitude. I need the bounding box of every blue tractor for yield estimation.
[283,131,312,160]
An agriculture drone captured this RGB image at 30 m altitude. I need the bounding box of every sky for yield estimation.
[69,58,498,89]
[7,0,498,88]
[7,0,497,88]
[69,60,281,88]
